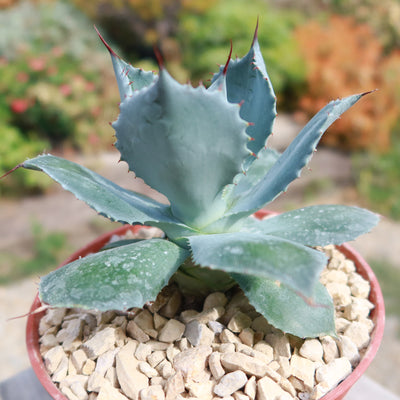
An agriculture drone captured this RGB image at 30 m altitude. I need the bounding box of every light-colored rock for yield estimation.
[299,339,324,362]
[233,391,250,400]
[325,282,352,307]
[290,353,315,389]
[95,348,120,376]
[44,308,67,326]
[148,340,170,351]
[116,341,149,400]
[265,333,291,358]
[126,320,150,343]
[156,359,174,379]
[97,380,129,400]
[173,345,212,382]
[253,341,274,359]
[239,328,255,347]
[349,274,370,298]
[208,320,226,334]
[320,336,339,364]
[87,372,107,392]
[315,357,352,389]
[82,327,117,359]
[203,292,228,310]
[61,386,80,400]
[147,350,166,368]
[52,355,69,382]
[165,371,185,400]
[135,342,152,361]
[244,376,256,400]
[343,321,371,349]
[209,351,225,380]
[343,297,374,321]
[220,352,269,378]
[82,359,96,375]
[59,374,89,390]
[166,345,180,363]
[140,385,165,400]
[257,376,294,400]
[105,366,118,387]
[57,319,84,347]
[336,335,360,367]
[71,349,88,373]
[139,361,160,377]
[180,309,200,324]
[220,329,242,344]
[151,376,166,387]
[44,345,67,374]
[214,370,248,397]
[70,381,89,400]
[310,381,330,400]
[194,307,225,324]
[219,343,236,353]
[185,320,215,346]
[186,379,215,400]
[158,319,186,343]
[227,311,252,333]
[335,317,351,333]
[134,309,154,332]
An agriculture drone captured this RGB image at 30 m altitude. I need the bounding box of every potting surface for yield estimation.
[0,368,398,400]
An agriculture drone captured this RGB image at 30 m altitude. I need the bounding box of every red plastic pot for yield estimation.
[26,213,385,400]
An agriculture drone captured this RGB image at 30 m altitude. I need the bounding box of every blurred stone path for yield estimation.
[1,115,399,392]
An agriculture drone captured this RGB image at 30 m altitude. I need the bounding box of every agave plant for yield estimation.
[5,26,378,338]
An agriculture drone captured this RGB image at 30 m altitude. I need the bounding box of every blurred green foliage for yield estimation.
[0,221,67,284]
[178,0,306,102]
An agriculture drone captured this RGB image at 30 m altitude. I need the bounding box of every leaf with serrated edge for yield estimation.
[20,154,187,228]
[228,93,368,217]
[189,231,327,297]
[114,69,249,228]
[39,239,190,311]
[232,273,335,337]
[96,27,156,101]
[242,205,379,246]
[212,35,276,156]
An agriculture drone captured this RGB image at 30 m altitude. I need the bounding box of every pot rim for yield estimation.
[26,213,385,400]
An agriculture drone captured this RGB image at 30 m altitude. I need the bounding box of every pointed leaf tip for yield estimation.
[223,40,233,76]
[153,46,164,70]
[252,16,260,47]
[94,25,119,58]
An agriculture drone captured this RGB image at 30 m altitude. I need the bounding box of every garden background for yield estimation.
[1,0,400,395]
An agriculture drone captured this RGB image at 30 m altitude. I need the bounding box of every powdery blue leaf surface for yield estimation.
[114,69,249,228]
[189,232,327,297]
[212,37,277,156]
[232,273,335,337]
[39,239,190,311]
[242,205,379,246]
[97,27,156,101]
[228,93,368,216]
[21,155,180,226]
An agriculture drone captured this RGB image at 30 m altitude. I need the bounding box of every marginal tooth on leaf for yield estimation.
[250,152,258,159]
[247,122,255,127]
[238,100,245,107]
[248,137,255,141]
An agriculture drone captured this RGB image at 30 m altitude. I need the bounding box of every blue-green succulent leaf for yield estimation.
[189,231,327,297]
[228,93,368,216]
[20,154,182,226]
[212,36,276,156]
[39,239,190,311]
[114,69,249,228]
[223,147,280,204]
[242,205,379,246]
[96,27,156,101]
[232,274,335,337]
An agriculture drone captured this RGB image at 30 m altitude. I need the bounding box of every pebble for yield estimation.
[214,370,248,397]
[184,320,215,346]
[257,375,294,400]
[82,327,116,359]
[158,319,185,343]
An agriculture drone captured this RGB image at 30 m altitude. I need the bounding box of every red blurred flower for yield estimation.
[85,81,96,92]
[29,57,46,71]
[59,84,72,97]
[10,98,30,114]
